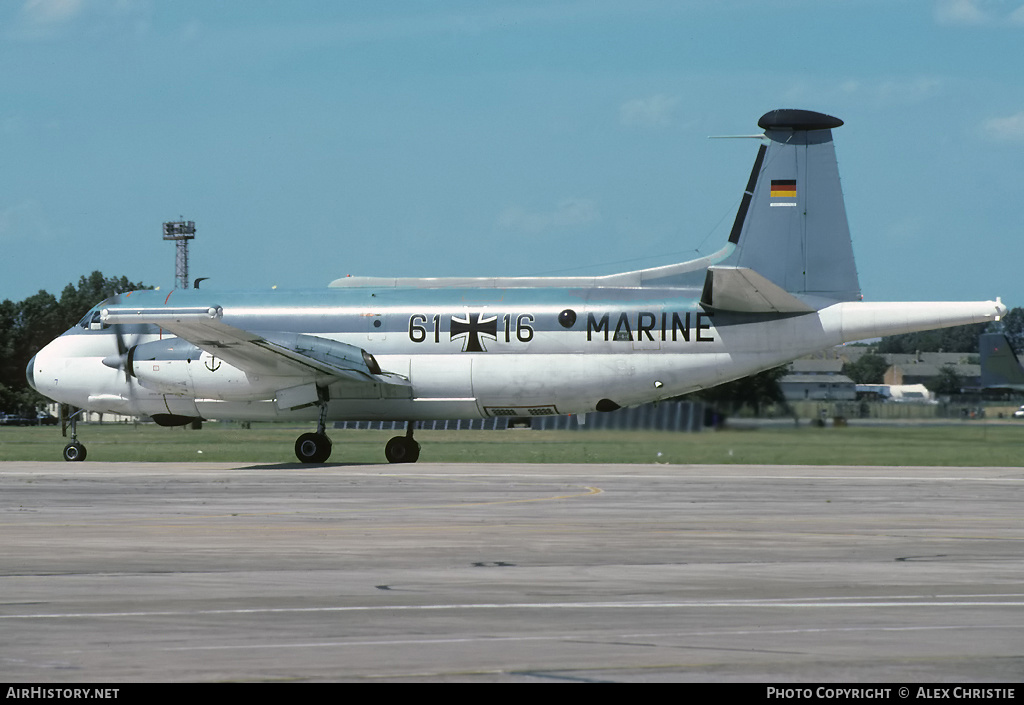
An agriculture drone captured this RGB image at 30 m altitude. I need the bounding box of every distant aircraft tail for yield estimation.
[979,332,1024,389]
[712,109,861,308]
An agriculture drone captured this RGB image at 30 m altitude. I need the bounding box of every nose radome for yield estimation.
[26,354,37,392]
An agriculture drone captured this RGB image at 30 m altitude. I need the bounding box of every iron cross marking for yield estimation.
[450,312,498,352]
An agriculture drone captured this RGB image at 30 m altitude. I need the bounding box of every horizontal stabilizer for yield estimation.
[700,266,815,313]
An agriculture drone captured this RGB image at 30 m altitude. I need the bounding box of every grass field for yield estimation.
[1,421,1022,466]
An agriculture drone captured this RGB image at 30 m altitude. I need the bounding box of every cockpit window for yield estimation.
[78,310,107,330]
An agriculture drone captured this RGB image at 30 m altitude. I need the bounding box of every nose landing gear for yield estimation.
[63,440,86,462]
[61,405,86,462]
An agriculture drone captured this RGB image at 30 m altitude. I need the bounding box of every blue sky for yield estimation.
[1,0,1022,305]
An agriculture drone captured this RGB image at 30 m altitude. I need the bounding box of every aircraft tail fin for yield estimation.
[979,332,1024,389]
[715,109,861,308]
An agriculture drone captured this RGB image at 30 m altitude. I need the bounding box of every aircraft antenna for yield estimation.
[162,219,196,289]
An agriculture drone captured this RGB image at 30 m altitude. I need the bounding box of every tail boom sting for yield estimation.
[823,301,1005,344]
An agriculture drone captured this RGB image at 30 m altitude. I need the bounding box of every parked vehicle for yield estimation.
[35,412,59,426]
[0,411,58,426]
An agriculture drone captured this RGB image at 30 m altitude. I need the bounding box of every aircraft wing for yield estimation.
[101,304,407,388]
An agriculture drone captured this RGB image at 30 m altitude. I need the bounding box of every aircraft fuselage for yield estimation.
[30,285,844,424]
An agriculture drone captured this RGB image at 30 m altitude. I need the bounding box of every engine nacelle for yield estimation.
[126,334,386,402]
[128,338,281,400]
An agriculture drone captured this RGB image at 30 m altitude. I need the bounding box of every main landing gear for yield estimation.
[294,402,333,463]
[384,422,420,464]
[294,431,332,463]
[293,417,421,465]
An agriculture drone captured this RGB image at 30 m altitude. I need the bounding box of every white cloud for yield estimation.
[934,0,990,25]
[619,94,680,128]
[876,77,944,103]
[179,19,204,43]
[982,111,1024,143]
[15,0,152,39]
[934,0,1024,25]
[21,0,86,24]
[497,198,601,234]
[784,77,944,109]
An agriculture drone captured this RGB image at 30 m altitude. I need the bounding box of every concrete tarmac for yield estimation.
[1,461,1022,683]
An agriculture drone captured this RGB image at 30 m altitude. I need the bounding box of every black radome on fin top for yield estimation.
[758,109,843,131]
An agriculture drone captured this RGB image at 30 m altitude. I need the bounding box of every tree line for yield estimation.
[1,272,149,414]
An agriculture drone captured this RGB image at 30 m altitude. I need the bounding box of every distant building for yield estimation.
[780,358,856,401]
[781,348,980,399]
[883,352,979,388]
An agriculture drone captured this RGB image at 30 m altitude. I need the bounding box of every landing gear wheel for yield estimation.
[62,441,86,462]
[385,436,420,464]
[295,432,332,464]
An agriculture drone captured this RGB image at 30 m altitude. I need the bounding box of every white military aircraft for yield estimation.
[27,109,1006,463]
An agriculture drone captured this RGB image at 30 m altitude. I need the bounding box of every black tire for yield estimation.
[385,436,420,464]
[295,432,332,464]
[63,442,86,462]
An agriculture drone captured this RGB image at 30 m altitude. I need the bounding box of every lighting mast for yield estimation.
[162,220,196,289]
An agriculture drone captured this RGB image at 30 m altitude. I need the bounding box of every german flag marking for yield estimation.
[771,179,797,198]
